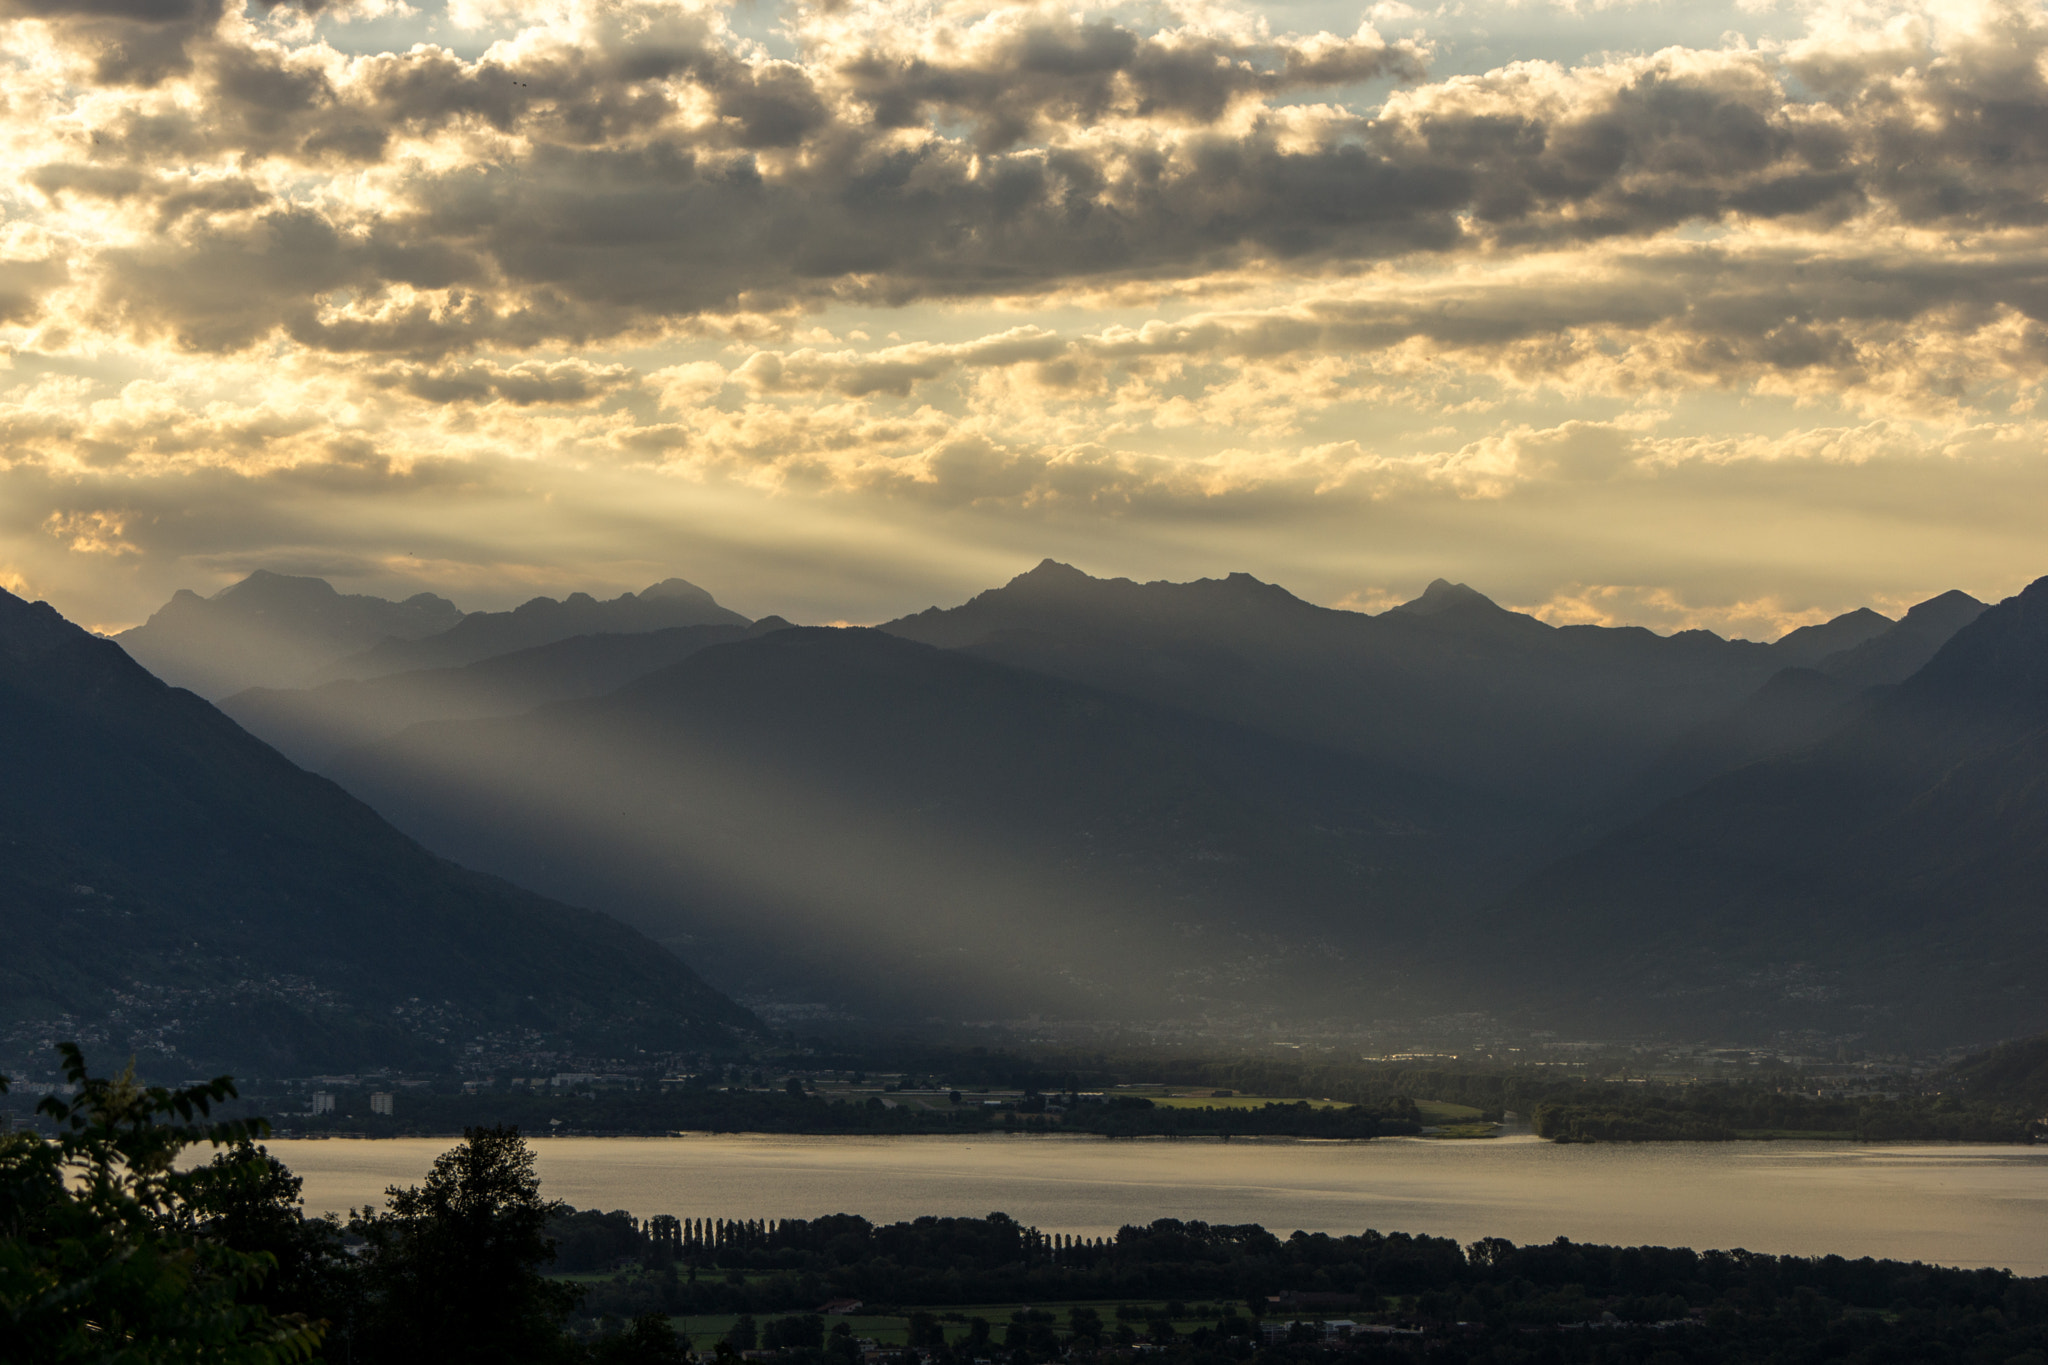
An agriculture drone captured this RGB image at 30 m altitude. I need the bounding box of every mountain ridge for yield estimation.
[115,570,464,698]
[0,587,756,1077]
[882,562,1861,842]
[1476,575,2048,1044]
[317,577,750,680]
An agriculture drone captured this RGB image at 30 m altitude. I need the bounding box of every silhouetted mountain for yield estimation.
[0,588,755,1077]
[1820,589,1987,687]
[319,578,749,680]
[222,618,792,770]
[323,627,1500,1024]
[883,561,1882,854]
[1770,607,1894,667]
[1478,577,2048,1044]
[115,571,463,698]
[1388,578,1522,622]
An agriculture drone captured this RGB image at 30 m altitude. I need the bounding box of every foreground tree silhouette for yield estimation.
[352,1124,580,1363]
[0,1044,323,1363]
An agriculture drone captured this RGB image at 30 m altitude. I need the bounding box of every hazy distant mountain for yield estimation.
[222,618,792,770]
[1583,589,1985,824]
[318,578,749,680]
[115,570,463,698]
[1819,589,1987,687]
[1478,576,2048,1045]
[883,561,1878,847]
[1597,666,1871,819]
[323,627,1499,1024]
[0,587,755,1077]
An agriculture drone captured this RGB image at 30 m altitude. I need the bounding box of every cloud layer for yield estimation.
[2,0,2046,627]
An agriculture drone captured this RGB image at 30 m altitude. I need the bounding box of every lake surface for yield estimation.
[266,1133,2048,1275]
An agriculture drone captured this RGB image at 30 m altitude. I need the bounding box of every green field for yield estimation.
[1424,1121,1499,1139]
[1413,1099,1484,1123]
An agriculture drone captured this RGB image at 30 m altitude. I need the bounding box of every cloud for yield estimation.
[43,507,142,555]
[0,0,2040,361]
[370,357,638,405]
[3,0,2048,638]
[1513,581,1840,641]
[0,0,229,86]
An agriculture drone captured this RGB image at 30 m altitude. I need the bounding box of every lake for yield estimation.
[266,1133,2048,1275]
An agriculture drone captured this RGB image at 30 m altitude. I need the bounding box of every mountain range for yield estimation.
[57,559,2045,1051]
[315,578,748,681]
[113,571,750,699]
[316,624,1501,1022]
[881,563,1973,861]
[115,570,463,698]
[1481,578,2048,1044]
[0,586,755,1078]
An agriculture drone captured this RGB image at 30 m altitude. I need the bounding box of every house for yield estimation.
[817,1299,864,1315]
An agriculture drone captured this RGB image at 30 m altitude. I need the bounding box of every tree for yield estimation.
[0,1044,324,1363]
[351,1124,580,1364]
[590,1313,693,1364]
[176,1140,354,1327]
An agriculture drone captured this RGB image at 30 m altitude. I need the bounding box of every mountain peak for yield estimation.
[1905,574,2048,715]
[116,573,466,697]
[1904,589,1986,621]
[1771,607,1893,667]
[1014,558,1092,584]
[639,576,720,604]
[1390,578,1495,617]
[1819,589,1989,688]
[212,570,342,604]
[0,588,112,673]
[316,577,748,681]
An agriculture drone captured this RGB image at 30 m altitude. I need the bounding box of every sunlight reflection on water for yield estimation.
[265,1133,2048,1273]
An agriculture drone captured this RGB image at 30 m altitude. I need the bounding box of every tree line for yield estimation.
[290,1086,1423,1140]
[8,1045,2048,1364]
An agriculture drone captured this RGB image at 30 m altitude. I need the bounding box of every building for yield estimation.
[1260,1320,1389,1344]
[370,1092,395,1116]
[1266,1292,1362,1313]
[310,1092,335,1115]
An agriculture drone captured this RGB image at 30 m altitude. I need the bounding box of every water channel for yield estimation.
[265,1133,2048,1274]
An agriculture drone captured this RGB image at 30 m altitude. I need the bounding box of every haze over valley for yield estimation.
[7,554,2041,1081]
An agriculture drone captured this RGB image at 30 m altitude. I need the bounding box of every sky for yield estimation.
[1,0,2045,635]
